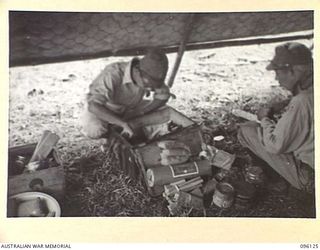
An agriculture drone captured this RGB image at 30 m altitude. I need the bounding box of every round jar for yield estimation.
[244,166,265,185]
[212,182,234,208]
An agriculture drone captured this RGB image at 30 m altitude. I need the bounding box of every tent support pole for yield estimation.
[167,14,196,88]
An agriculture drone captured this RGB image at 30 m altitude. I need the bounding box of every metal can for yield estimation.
[212,182,234,208]
[176,191,204,209]
[244,166,265,185]
[214,169,229,182]
[15,155,27,168]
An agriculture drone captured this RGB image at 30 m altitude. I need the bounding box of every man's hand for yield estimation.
[269,99,290,113]
[120,122,134,138]
[257,107,274,121]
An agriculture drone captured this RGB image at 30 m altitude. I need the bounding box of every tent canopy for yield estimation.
[10,11,313,67]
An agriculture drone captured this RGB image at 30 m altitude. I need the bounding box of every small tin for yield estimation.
[176,191,204,209]
[244,166,265,185]
[212,182,234,208]
[233,181,256,210]
[15,155,27,168]
[214,169,229,182]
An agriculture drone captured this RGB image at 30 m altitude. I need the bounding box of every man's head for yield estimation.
[266,42,313,92]
[137,48,169,89]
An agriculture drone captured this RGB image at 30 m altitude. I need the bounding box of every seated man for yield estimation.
[80,48,171,139]
[237,42,314,193]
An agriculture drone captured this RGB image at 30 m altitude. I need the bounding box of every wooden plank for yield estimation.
[29,131,60,163]
[8,166,65,200]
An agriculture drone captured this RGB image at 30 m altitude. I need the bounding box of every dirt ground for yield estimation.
[8,38,315,217]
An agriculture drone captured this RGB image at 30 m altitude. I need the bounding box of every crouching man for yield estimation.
[237,42,314,194]
[80,48,171,139]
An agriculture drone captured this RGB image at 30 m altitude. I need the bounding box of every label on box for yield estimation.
[212,150,235,170]
[169,162,199,178]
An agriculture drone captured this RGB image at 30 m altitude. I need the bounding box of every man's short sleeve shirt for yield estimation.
[86,58,145,114]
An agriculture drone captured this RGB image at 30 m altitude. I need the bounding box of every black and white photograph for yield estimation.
[6,10,316,220]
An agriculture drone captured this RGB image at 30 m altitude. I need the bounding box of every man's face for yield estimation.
[134,70,151,89]
[274,67,298,92]
[140,74,154,89]
[138,70,161,90]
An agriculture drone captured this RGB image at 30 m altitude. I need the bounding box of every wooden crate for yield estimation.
[7,143,65,200]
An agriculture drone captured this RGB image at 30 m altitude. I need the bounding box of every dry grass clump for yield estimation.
[62,143,166,217]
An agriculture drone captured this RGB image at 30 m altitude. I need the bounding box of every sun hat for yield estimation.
[139,48,169,88]
[266,42,313,70]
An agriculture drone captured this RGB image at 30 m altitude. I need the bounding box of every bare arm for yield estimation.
[88,101,134,137]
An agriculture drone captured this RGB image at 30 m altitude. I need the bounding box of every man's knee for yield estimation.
[79,109,108,139]
[81,126,108,139]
